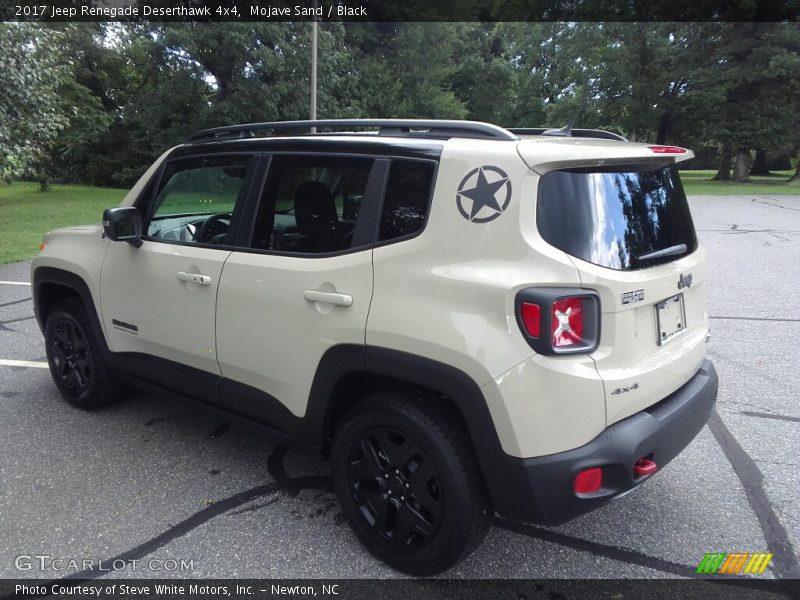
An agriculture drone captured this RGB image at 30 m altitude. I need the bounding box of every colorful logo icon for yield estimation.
[696,552,773,575]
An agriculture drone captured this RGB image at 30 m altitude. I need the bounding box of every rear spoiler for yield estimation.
[517,141,694,173]
[509,128,627,142]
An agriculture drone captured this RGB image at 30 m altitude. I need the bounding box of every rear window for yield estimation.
[537,164,697,270]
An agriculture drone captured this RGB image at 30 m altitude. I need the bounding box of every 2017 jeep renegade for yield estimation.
[31,119,718,575]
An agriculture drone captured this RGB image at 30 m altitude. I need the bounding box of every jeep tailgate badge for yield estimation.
[621,289,645,305]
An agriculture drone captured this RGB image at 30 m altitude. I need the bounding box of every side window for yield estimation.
[251,155,374,254]
[146,155,255,246]
[379,160,435,242]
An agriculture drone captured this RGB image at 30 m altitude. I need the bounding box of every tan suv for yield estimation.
[31,119,717,575]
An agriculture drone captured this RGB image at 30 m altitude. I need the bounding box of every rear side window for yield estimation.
[379,160,436,242]
[537,164,697,270]
[251,155,373,254]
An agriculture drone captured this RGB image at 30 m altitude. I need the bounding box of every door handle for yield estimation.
[176,271,212,286]
[304,289,353,307]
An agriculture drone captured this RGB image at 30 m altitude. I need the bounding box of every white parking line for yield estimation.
[0,281,31,286]
[0,359,48,369]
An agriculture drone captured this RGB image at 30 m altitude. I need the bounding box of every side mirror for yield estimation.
[103,207,142,247]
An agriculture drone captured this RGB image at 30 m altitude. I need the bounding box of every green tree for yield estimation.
[504,23,703,141]
[155,22,359,125]
[687,23,800,181]
[494,22,573,128]
[347,23,468,119]
[8,21,800,188]
[48,24,117,185]
[0,23,72,188]
[449,23,516,124]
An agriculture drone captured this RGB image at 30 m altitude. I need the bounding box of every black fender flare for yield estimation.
[32,267,108,350]
[305,344,520,516]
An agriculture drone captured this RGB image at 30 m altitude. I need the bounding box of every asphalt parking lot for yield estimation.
[0,194,798,583]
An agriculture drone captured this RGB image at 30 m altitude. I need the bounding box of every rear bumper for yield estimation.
[491,359,717,524]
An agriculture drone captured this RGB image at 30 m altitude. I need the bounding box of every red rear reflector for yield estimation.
[520,302,541,338]
[574,467,603,494]
[633,458,658,478]
[552,297,584,347]
[647,145,687,154]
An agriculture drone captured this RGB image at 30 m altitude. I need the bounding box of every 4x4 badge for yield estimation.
[456,166,511,223]
[678,273,693,289]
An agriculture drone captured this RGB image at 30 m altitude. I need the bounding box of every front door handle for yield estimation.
[176,271,212,286]
[304,289,353,307]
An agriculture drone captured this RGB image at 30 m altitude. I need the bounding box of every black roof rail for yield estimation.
[508,128,628,142]
[186,119,519,144]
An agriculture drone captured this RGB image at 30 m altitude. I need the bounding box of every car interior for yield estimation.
[252,157,371,254]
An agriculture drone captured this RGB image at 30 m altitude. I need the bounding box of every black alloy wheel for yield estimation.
[346,426,443,550]
[49,316,93,397]
[332,392,491,575]
[44,298,120,409]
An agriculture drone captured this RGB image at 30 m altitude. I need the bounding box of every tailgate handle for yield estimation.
[304,289,353,307]
[176,271,212,286]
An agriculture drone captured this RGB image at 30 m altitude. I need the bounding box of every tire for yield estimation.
[331,390,491,575]
[44,297,120,409]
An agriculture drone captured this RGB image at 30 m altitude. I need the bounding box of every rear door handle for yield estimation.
[304,290,353,307]
[176,271,212,286]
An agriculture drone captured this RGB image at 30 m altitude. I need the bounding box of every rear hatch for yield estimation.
[520,140,708,426]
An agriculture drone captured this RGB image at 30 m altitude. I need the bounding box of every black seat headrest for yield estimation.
[294,181,338,235]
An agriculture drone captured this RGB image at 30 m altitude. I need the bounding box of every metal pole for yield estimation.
[310,0,318,132]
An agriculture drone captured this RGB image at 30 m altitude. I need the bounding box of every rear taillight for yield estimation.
[515,289,600,355]
[647,145,687,154]
[520,303,541,338]
[552,297,584,348]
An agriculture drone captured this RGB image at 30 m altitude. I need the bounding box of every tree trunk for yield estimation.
[768,152,792,171]
[713,142,733,181]
[750,149,770,176]
[38,169,50,192]
[733,149,752,182]
[790,161,800,182]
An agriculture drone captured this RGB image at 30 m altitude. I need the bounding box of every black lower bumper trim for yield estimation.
[493,359,718,525]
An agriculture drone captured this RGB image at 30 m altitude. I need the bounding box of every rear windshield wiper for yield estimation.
[637,243,688,262]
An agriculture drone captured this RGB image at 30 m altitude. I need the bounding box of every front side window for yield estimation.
[146,155,255,246]
[537,164,698,270]
[251,155,374,254]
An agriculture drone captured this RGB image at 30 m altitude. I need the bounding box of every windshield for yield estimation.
[537,164,697,270]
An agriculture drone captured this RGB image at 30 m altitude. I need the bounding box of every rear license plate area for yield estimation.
[656,293,686,345]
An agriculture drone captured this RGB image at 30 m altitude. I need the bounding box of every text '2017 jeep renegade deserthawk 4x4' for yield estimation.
[32,119,718,575]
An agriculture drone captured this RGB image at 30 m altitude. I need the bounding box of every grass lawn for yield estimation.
[680,169,799,195]
[0,182,126,264]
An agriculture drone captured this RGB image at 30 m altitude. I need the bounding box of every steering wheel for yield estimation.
[196,213,232,244]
